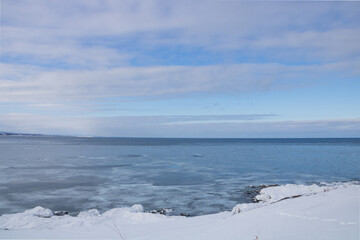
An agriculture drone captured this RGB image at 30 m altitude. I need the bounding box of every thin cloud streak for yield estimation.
[1,61,358,104]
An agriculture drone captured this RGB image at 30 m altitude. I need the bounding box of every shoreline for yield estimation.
[0,181,358,239]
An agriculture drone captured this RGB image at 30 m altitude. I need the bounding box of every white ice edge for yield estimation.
[0,181,359,240]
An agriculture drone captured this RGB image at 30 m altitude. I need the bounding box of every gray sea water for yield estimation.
[0,136,359,216]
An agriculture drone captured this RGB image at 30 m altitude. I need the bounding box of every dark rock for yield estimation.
[149,208,174,215]
[274,194,302,203]
[179,213,190,217]
[53,211,69,216]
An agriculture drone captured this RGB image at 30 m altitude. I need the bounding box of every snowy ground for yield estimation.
[0,182,358,240]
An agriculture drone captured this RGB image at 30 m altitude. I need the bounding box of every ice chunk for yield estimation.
[231,203,267,215]
[130,204,144,212]
[24,206,53,218]
[78,209,100,218]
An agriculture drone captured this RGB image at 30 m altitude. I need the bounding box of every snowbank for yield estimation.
[0,182,358,240]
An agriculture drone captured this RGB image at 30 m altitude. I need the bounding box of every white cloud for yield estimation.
[249,29,360,61]
[2,0,360,67]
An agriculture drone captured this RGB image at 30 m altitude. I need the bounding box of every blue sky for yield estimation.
[0,0,359,137]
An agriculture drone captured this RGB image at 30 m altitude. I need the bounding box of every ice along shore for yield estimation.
[0,182,358,240]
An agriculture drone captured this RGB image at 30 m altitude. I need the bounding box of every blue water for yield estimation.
[0,136,359,216]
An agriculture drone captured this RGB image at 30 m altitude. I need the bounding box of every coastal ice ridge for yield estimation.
[231,181,359,214]
[0,181,358,230]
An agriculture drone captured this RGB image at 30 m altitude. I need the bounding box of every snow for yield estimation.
[78,209,100,218]
[24,206,54,218]
[0,182,358,240]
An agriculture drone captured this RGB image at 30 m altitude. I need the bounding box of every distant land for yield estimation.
[0,131,46,136]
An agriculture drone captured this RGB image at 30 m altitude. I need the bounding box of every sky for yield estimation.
[0,0,359,137]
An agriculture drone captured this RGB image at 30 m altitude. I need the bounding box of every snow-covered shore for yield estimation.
[0,182,358,240]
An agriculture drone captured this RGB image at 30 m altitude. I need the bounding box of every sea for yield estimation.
[0,136,359,216]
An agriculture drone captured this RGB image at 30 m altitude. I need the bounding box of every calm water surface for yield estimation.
[0,136,359,216]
